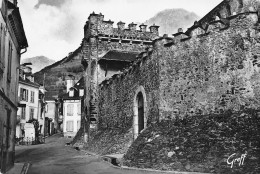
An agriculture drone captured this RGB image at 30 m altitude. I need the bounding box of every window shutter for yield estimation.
[77,103,81,115]
[66,121,74,132]
[77,121,80,131]
[67,104,74,116]
[31,91,34,103]
[20,88,23,100]
[26,90,28,101]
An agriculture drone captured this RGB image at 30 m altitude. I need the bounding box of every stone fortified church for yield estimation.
[81,0,260,140]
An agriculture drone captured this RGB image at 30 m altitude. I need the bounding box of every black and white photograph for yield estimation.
[0,0,260,173]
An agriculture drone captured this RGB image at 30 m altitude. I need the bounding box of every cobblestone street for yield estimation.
[14,134,177,174]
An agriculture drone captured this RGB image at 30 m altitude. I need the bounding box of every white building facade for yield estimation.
[16,75,40,138]
[62,78,84,138]
[63,100,81,137]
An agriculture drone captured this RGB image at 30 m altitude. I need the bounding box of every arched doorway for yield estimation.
[133,86,147,139]
[137,93,144,133]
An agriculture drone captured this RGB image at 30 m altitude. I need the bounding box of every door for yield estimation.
[137,93,144,133]
[0,108,11,172]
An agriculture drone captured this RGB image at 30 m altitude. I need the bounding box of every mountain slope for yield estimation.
[33,47,84,100]
[145,8,200,35]
[21,56,56,73]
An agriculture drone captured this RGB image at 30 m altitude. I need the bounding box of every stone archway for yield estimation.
[133,86,147,139]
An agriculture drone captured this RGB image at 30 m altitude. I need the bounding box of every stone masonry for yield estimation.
[80,0,260,173]
[81,12,159,133]
[159,12,260,119]
[96,0,260,134]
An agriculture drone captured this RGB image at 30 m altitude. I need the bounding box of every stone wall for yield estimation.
[82,12,160,128]
[198,0,260,28]
[158,12,260,119]
[98,47,160,142]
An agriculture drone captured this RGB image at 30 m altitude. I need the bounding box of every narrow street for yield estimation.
[15,134,166,174]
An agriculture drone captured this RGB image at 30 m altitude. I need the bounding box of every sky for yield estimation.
[19,0,223,61]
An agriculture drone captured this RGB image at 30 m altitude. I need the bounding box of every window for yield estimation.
[66,121,74,132]
[69,89,74,97]
[45,104,48,113]
[20,88,28,102]
[30,91,35,103]
[77,120,81,131]
[77,103,81,115]
[5,108,11,148]
[67,104,74,116]
[79,89,84,97]
[21,107,26,119]
[0,22,6,74]
[7,41,12,81]
[29,108,34,120]
[0,23,3,74]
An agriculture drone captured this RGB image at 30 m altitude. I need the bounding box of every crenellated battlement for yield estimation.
[84,12,159,45]
[198,0,260,28]
[160,11,259,48]
[98,10,260,91]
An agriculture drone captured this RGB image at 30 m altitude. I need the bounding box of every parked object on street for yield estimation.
[24,123,35,139]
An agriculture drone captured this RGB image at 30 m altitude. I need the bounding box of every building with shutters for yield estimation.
[0,0,28,172]
[44,99,56,136]
[16,65,40,139]
[37,86,46,136]
[61,77,84,138]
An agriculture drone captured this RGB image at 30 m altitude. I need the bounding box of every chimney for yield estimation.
[149,24,159,35]
[178,28,183,33]
[66,79,75,93]
[139,23,147,32]
[128,22,137,31]
[117,21,125,30]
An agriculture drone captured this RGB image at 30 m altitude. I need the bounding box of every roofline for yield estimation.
[8,6,28,49]
[19,80,40,88]
[198,0,228,26]
[63,97,82,101]
[98,58,134,62]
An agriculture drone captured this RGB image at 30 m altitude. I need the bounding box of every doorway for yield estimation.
[137,92,144,133]
[133,86,147,139]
